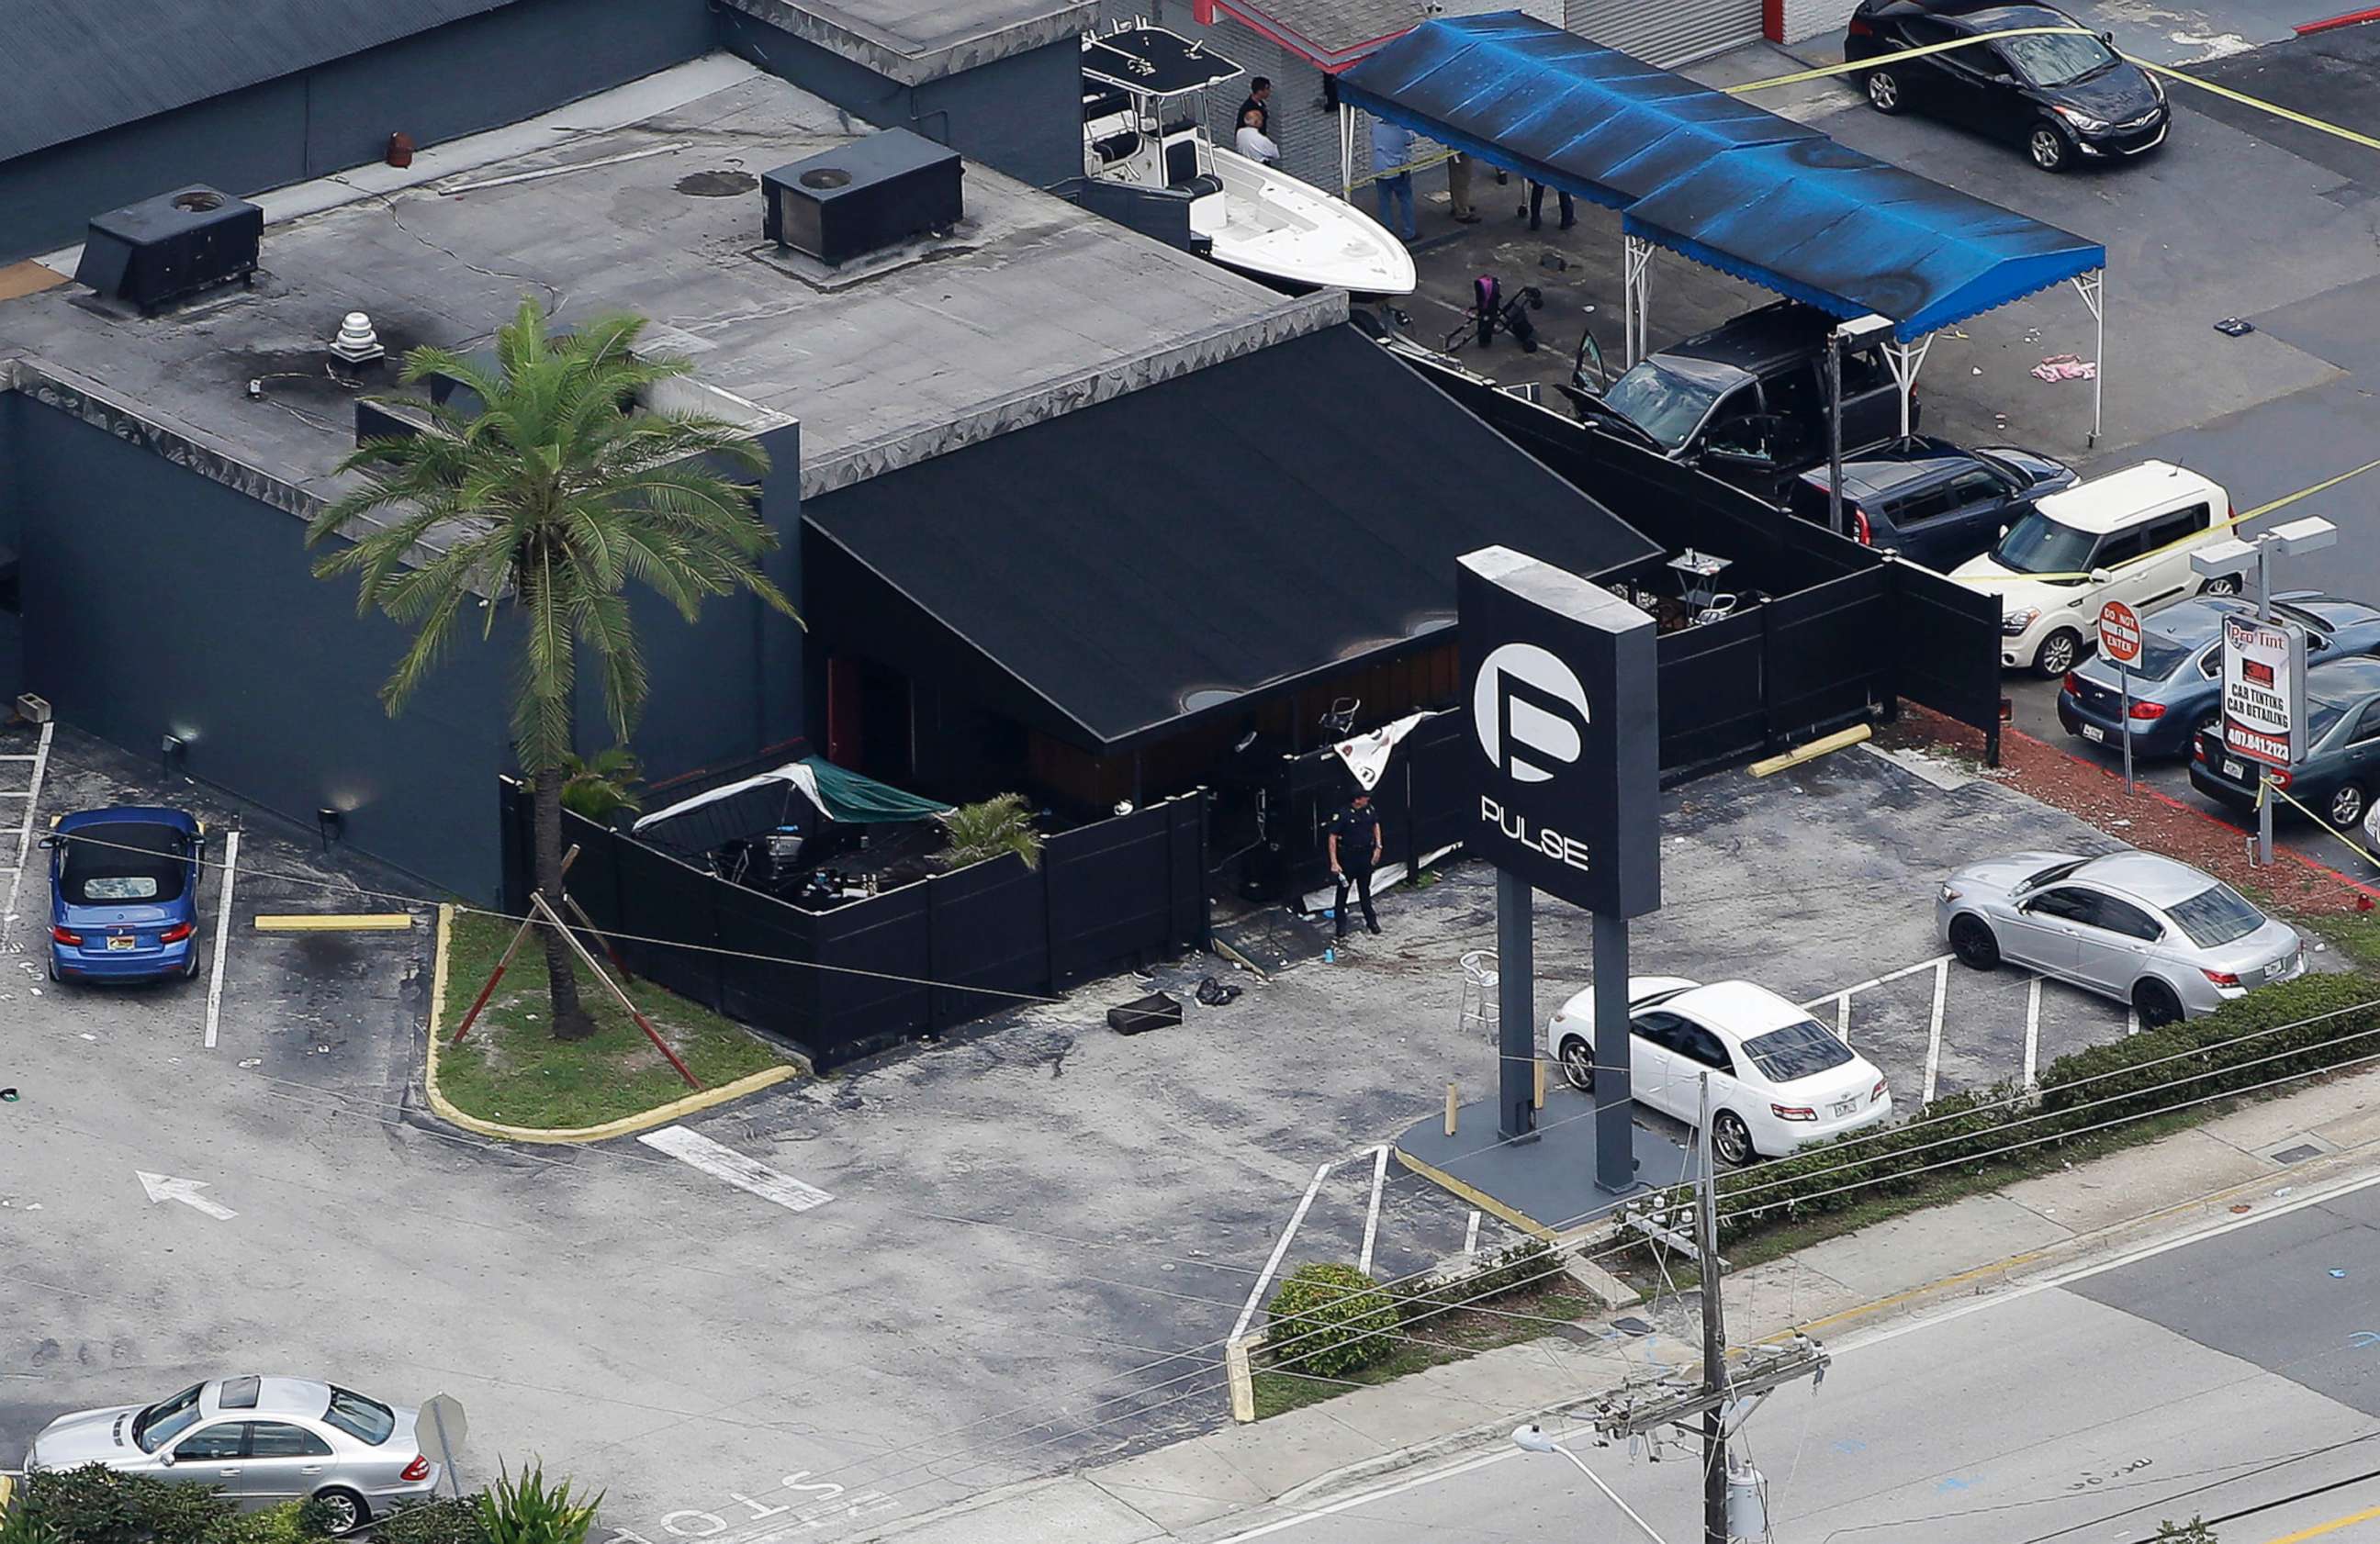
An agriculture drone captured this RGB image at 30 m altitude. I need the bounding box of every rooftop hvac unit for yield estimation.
[74,186,263,311]
[762,129,962,267]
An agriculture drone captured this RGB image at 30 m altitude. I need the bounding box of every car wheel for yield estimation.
[1949,914,2001,971]
[1865,70,1905,114]
[2029,123,2070,172]
[312,1489,368,1538]
[1558,1035,1595,1092]
[1712,1111,1757,1167]
[2036,629,2082,677]
[2199,573,2244,597]
[2330,781,2369,830]
[2134,979,2184,1031]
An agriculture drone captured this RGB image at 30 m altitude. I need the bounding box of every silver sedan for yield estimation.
[24,1376,441,1534]
[1937,850,2303,1026]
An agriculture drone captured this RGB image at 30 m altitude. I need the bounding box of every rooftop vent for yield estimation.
[73,185,262,312]
[761,129,962,269]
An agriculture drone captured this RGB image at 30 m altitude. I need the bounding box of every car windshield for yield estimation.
[2016,858,2088,893]
[1993,511,2096,576]
[324,1388,395,1445]
[132,1385,205,1452]
[1599,360,1729,450]
[1741,1020,1856,1082]
[2164,883,2266,947]
[1999,30,2119,86]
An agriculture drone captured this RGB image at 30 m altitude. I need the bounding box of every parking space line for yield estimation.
[0,722,55,949]
[2025,977,2043,1087]
[1357,1145,1388,1277]
[1805,953,1954,1046]
[636,1124,834,1213]
[1924,957,1948,1106]
[1464,1209,1481,1257]
[1232,1161,1332,1345]
[203,830,241,1050]
[2127,1007,2141,1038]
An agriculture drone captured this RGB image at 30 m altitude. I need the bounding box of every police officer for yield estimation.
[1238,77,1273,139]
[1327,790,1384,938]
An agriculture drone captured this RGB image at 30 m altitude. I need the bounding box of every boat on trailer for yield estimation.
[1081,25,1416,297]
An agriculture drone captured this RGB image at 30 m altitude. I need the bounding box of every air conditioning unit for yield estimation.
[762,129,962,268]
[74,186,263,311]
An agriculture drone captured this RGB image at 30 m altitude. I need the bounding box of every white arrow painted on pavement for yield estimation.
[136,1170,238,1220]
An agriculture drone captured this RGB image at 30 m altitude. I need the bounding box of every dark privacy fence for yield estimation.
[500,783,1209,1068]
[1265,710,1471,902]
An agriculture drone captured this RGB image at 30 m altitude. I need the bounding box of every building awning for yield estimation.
[801,325,1659,755]
[1337,14,2105,341]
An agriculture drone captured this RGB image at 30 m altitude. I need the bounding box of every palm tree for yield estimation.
[307,300,797,1039]
[941,793,1043,871]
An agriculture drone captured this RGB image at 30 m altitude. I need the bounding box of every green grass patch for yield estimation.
[434,908,797,1129]
[1251,1281,1602,1421]
[2302,908,2380,974]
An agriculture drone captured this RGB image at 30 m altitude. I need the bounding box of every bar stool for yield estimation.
[1457,949,1499,1040]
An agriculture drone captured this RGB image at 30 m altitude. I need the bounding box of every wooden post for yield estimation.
[1445,1082,1459,1136]
[1534,1057,1546,1111]
[529,892,701,1090]
[1226,1337,1257,1424]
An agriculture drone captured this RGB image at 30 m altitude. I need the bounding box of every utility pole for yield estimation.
[1598,1073,1830,1543]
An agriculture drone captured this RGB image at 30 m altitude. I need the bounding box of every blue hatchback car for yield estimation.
[2058,592,2380,760]
[45,807,205,983]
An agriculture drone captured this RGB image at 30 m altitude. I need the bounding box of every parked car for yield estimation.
[1568,300,1918,502]
[2060,593,2380,759]
[44,806,204,983]
[1937,850,2303,1026]
[1546,975,1892,1165]
[2191,655,2380,830]
[1787,435,2075,570]
[1847,0,2171,172]
[1948,460,2237,676]
[23,1376,441,1534]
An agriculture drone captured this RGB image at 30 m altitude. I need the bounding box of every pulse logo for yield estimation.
[1472,643,1589,783]
[1473,643,1596,876]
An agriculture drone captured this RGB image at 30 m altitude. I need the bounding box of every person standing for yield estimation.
[1447,151,1481,223]
[1327,790,1385,937]
[1370,118,1418,241]
[1238,76,1273,139]
[1527,178,1576,231]
[1236,107,1281,165]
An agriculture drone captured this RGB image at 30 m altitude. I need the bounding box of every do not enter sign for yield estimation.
[2098,600,2142,666]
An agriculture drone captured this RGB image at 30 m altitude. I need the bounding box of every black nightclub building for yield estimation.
[0,0,1659,903]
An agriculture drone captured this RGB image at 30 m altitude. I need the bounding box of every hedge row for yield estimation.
[1260,1238,1567,1380]
[1659,970,2380,1246]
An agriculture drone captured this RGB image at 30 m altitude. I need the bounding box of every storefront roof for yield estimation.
[801,325,1660,754]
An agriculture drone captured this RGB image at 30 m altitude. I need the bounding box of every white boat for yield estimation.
[1082,26,1416,297]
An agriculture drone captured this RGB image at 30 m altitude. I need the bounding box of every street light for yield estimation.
[1510,1424,1673,1544]
[1825,313,1895,541]
[2192,514,2339,865]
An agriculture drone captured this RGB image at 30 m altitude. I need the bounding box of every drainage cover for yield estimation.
[677,170,758,197]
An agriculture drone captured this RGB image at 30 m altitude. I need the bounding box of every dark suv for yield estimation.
[1788,436,2074,570]
[1569,301,1917,503]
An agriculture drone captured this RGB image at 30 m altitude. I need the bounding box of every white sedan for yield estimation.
[1546,976,1893,1165]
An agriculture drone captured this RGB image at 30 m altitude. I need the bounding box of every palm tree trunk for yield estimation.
[533,762,599,1042]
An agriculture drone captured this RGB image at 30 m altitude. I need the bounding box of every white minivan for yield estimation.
[1949,462,2238,676]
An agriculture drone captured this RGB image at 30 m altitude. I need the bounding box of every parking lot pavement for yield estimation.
[0,728,2225,1541]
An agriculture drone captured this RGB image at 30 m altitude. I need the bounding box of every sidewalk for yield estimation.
[856,1063,2380,1544]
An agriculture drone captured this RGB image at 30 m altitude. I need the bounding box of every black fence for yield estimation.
[500,783,1209,1068]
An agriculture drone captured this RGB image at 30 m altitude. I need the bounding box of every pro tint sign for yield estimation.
[2221,615,2307,768]
[1458,547,1659,917]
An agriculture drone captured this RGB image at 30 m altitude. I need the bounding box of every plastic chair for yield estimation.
[1458,949,1499,1039]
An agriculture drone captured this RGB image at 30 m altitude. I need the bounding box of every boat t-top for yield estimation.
[1081,25,1417,297]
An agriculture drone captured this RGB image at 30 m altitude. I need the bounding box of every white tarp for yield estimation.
[631,760,822,834]
[1330,710,1435,790]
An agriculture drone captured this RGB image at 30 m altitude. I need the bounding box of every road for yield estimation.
[1201,1171,2380,1544]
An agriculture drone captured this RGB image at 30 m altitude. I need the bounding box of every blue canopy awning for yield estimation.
[1337,13,2105,341]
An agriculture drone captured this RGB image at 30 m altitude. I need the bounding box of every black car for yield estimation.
[1847,0,2170,172]
[2190,657,2380,831]
[1787,436,2074,570]
[1569,300,1918,503]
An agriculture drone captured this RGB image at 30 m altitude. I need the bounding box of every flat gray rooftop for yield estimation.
[720,0,1095,84]
[0,61,1331,507]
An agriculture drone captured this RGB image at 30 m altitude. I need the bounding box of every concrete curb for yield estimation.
[421,902,803,1145]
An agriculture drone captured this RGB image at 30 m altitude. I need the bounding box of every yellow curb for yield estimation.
[257,912,415,932]
[1392,1145,1566,1240]
[422,903,803,1145]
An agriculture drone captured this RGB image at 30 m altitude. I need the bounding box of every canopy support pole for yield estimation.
[1622,235,1655,368]
[2071,268,2105,449]
[1339,105,1354,201]
[1883,335,1933,442]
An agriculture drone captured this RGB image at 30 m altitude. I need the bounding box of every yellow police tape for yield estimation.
[1954,453,2380,587]
[2260,777,2380,874]
[1726,28,2380,158]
